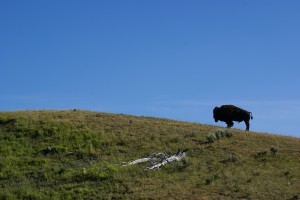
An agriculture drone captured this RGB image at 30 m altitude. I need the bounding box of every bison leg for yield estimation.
[245,120,250,131]
[226,121,234,128]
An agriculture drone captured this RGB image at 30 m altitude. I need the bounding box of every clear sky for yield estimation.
[1,1,300,137]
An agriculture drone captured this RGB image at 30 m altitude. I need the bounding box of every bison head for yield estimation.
[213,107,220,122]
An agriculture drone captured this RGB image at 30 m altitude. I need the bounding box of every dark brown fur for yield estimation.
[213,105,253,131]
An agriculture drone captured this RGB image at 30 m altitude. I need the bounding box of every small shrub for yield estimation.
[205,174,219,185]
[96,114,102,118]
[206,133,217,143]
[224,131,233,138]
[254,151,267,158]
[205,177,213,185]
[215,130,231,139]
[283,170,294,178]
[206,129,232,143]
[284,170,290,176]
[220,154,238,164]
[270,146,278,155]
[177,157,189,172]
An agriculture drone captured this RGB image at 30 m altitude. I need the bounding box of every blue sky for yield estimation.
[1,1,300,137]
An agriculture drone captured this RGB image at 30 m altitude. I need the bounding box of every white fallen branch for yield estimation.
[121,150,188,170]
[121,153,166,166]
[146,151,187,170]
[123,157,151,166]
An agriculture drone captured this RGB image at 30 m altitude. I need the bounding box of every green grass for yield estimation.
[0,110,299,199]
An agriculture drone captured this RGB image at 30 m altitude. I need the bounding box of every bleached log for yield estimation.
[123,157,151,166]
[122,150,188,170]
[122,153,166,166]
[146,151,187,170]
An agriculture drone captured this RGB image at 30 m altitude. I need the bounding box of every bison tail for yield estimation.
[250,112,253,120]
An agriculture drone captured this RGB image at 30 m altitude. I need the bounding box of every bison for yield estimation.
[213,105,253,131]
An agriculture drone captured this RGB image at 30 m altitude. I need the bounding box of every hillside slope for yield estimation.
[0,110,299,199]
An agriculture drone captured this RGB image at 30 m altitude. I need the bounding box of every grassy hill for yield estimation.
[0,110,299,200]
